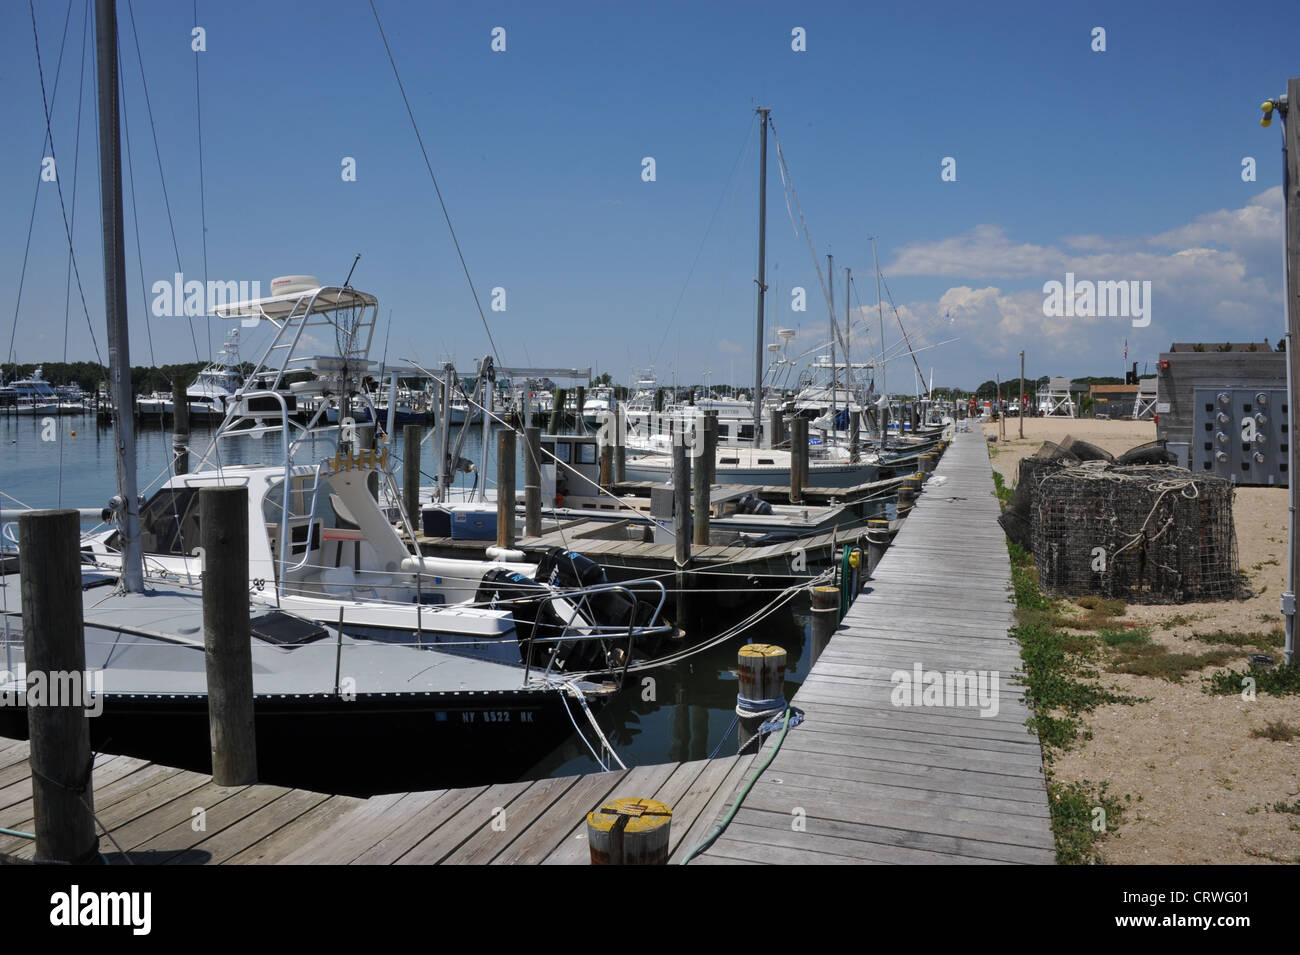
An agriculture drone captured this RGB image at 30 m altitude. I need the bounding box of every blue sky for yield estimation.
[2,0,1294,391]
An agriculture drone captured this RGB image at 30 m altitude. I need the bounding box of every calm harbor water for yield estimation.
[0,412,811,781]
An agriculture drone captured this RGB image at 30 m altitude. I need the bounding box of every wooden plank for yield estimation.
[168,788,329,865]
[441,774,579,864]
[127,783,292,864]
[351,786,489,865]
[224,794,367,864]
[488,770,627,865]
[277,789,433,865]
[394,780,534,865]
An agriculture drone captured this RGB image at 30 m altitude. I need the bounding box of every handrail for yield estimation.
[521,579,669,687]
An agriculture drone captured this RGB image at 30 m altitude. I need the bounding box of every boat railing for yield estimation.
[521,579,671,686]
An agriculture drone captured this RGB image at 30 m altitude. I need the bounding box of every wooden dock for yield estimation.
[683,428,1057,864]
[0,733,751,864]
[1,429,1053,866]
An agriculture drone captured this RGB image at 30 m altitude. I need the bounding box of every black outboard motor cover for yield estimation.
[475,568,567,663]
[535,547,606,589]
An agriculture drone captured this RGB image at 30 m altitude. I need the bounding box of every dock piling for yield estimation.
[692,427,710,547]
[200,487,258,786]
[613,406,626,484]
[586,797,672,865]
[403,425,422,532]
[18,509,99,864]
[736,643,787,755]
[768,407,784,449]
[810,586,839,665]
[497,428,516,548]
[171,379,189,475]
[790,416,808,504]
[524,426,542,537]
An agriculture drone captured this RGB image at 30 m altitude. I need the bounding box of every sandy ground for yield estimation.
[984,415,1300,865]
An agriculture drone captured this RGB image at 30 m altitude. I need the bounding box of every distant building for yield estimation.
[1088,384,1138,418]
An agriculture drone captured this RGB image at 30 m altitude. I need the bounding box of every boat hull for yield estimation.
[0,687,602,796]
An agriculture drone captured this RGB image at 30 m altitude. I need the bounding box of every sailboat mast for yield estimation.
[828,252,835,436]
[95,0,143,592]
[872,236,886,434]
[753,107,769,443]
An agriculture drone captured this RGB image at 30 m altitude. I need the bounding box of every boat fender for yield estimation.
[486,546,525,562]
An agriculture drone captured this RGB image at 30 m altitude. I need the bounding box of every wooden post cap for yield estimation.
[587,798,672,865]
[739,643,785,658]
[811,586,839,610]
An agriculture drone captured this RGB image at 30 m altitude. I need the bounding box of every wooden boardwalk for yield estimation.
[0,733,750,864]
[687,428,1056,864]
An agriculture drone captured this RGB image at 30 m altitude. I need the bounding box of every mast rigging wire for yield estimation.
[368,0,502,368]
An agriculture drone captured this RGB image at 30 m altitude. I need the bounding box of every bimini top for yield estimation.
[210,281,378,322]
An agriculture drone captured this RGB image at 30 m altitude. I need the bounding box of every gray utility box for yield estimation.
[1191,387,1289,485]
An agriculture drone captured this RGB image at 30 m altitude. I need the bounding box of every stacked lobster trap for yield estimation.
[1030,463,1239,603]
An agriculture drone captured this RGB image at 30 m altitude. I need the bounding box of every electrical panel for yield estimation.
[1191,387,1289,486]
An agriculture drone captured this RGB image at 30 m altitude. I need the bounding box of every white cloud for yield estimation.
[865,189,1285,381]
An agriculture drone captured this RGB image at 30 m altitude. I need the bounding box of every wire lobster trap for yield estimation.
[1031,463,1239,603]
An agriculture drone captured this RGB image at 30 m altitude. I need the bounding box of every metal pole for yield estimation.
[95,0,142,592]
[828,252,836,443]
[1019,350,1025,439]
[753,107,770,444]
[1279,80,1299,664]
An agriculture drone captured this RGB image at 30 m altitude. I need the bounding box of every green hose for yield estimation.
[679,707,794,864]
[0,826,36,840]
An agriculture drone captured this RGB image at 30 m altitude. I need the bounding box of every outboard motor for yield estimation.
[533,546,668,663]
[735,493,773,516]
[535,547,606,589]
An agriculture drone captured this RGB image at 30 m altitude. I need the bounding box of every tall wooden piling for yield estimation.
[703,409,718,486]
[549,388,566,435]
[403,425,422,532]
[171,378,190,475]
[200,487,257,786]
[768,407,784,449]
[575,386,586,430]
[613,406,626,484]
[790,416,808,504]
[849,410,859,463]
[18,510,99,864]
[810,586,839,666]
[692,432,710,547]
[497,428,516,547]
[524,426,542,537]
[866,518,889,577]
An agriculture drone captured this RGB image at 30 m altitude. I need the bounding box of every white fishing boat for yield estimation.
[0,368,60,416]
